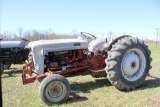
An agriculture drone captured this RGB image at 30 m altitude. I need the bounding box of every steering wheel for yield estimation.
[80,32,96,40]
[21,38,30,42]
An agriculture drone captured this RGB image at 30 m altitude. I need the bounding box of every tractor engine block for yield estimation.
[44,49,85,70]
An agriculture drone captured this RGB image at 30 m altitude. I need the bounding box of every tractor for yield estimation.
[22,32,152,105]
[0,40,29,75]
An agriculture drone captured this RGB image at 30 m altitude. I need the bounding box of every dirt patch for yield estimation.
[146,97,160,106]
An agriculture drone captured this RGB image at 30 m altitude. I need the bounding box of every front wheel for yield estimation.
[40,74,71,105]
[105,36,152,90]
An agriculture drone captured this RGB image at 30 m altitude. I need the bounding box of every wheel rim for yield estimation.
[121,48,146,81]
[45,81,67,102]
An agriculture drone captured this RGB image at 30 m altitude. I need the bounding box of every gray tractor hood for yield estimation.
[28,39,88,52]
[0,41,26,48]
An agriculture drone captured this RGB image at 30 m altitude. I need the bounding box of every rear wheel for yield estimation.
[105,36,152,90]
[40,74,70,105]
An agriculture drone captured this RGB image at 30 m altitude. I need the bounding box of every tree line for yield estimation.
[0,29,156,43]
[0,29,77,42]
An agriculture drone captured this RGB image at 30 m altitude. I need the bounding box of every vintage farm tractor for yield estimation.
[0,40,29,75]
[22,32,152,105]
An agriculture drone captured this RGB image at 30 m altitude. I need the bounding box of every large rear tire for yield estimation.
[105,36,152,90]
[40,74,70,105]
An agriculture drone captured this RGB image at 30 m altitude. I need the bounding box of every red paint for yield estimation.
[68,51,76,63]
[22,54,108,85]
[77,49,83,59]
[25,60,30,66]
[53,87,59,93]
[50,62,58,68]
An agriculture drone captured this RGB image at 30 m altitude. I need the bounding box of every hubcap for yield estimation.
[122,52,139,76]
[121,49,146,81]
[46,81,66,102]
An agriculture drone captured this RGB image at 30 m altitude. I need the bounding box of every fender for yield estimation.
[107,35,131,51]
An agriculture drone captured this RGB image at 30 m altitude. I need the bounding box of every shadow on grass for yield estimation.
[2,68,22,78]
[121,75,160,93]
[65,78,111,103]
[66,92,89,103]
[140,75,160,90]
[70,78,111,93]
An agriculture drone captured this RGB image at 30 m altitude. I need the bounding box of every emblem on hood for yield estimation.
[74,42,81,46]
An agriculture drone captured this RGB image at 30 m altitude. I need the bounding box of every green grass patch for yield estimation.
[2,43,160,107]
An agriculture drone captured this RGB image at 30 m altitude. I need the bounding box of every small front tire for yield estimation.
[40,74,70,105]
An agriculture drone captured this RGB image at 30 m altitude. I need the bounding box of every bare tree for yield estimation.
[17,27,23,37]
[108,32,115,40]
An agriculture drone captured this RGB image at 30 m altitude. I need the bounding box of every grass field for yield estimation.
[2,44,160,107]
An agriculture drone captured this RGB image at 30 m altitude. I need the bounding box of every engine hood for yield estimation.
[0,41,26,48]
[28,39,88,52]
